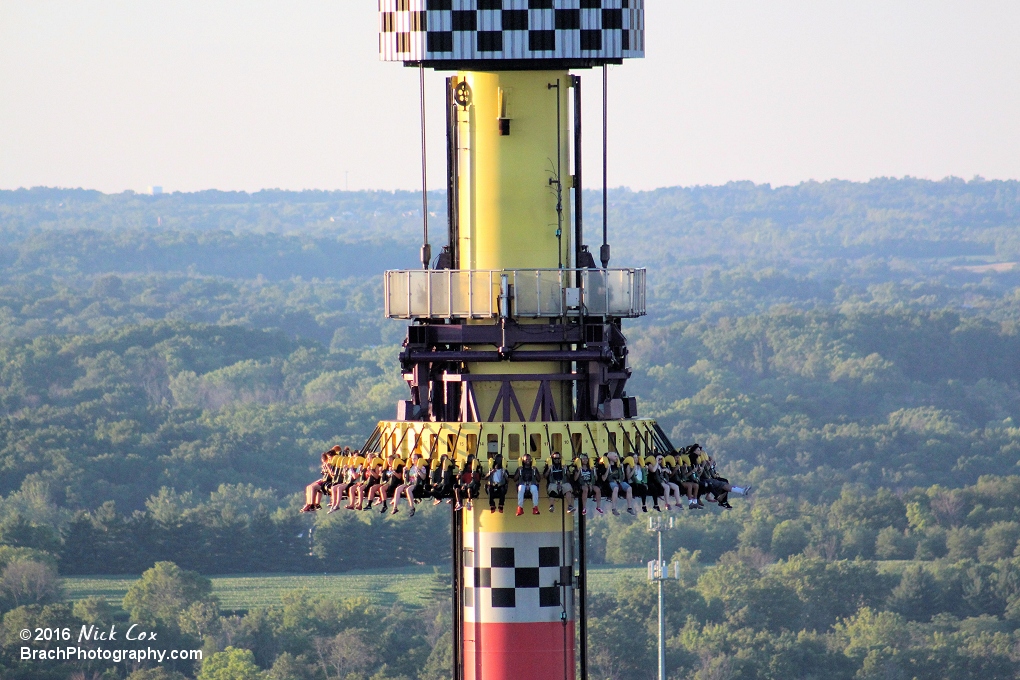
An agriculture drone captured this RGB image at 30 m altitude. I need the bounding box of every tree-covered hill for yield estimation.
[3,178,1020,679]
[0,177,1017,543]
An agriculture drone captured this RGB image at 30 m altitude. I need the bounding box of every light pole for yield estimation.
[647,517,678,680]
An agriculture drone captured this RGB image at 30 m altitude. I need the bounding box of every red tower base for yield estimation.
[464,621,576,680]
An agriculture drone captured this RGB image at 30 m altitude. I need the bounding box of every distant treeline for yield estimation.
[57,498,451,575]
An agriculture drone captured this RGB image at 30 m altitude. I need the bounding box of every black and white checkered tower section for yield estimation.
[462,532,574,624]
[379,0,644,66]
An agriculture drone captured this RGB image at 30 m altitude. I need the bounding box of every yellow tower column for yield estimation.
[456,70,571,271]
[455,70,574,423]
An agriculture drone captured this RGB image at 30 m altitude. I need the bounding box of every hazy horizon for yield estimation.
[2,174,1014,197]
[2,1,1019,194]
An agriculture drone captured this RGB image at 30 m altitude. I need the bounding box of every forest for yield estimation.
[1,177,1020,678]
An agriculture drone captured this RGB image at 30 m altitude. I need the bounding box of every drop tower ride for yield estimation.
[371,3,666,679]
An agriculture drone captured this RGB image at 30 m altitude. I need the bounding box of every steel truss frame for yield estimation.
[398,319,637,423]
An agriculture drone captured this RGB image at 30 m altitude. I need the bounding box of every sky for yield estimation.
[0,1,1018,194]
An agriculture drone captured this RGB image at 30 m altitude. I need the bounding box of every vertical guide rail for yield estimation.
[550,79,564,269]
[452,507,463,680]
[446,77,460,269]
[572,74,583,286]
[578,508,588,680]
[657,528,665,680]
[561,500,568,680]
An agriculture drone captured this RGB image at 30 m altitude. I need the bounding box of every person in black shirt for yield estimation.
[574,454,603,515]
[430,454,455,505]
[486,454,509,514]
[515,453,541,516]
[544,451,575,513]
[454,454,481,511]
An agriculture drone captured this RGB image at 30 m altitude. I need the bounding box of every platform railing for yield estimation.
[384,268,646,320]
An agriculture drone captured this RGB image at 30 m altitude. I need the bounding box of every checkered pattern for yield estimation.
[464,545,568,610]
[379,0,644,63]
[461,531,574,624]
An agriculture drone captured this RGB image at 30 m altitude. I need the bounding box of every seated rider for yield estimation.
[595,455,611,502]
[343,453,367,510]
[665,454,686,510]
[627,454,649,513]
[677,447,701,509]
[544,451,575,513]
[515,453,541,516]
[325,446,349,513]
[373,455,404,514]
[575,454,603,516]
[486,454,509,514]
[430,454,455,505]
[604,451,636,516]
[691,445,750,508]
[454,454,480,511]
[645,455,669,512]
[391,452,427,516]
[353,457,383,511]
[335,447,360,508]
[301,451,333,513]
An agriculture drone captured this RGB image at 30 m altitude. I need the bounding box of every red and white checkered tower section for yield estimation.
[462,509,574,680]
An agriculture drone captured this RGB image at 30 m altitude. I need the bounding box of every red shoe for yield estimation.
[498,506,504,513]
[532,507,540,515]
[490,506,496,514]
[516,507,524,516]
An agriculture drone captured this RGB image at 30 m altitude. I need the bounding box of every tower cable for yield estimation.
[420,64,431,269]
[601,66,610,268]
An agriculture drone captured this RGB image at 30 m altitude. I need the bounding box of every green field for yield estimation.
[62,566,645,611]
